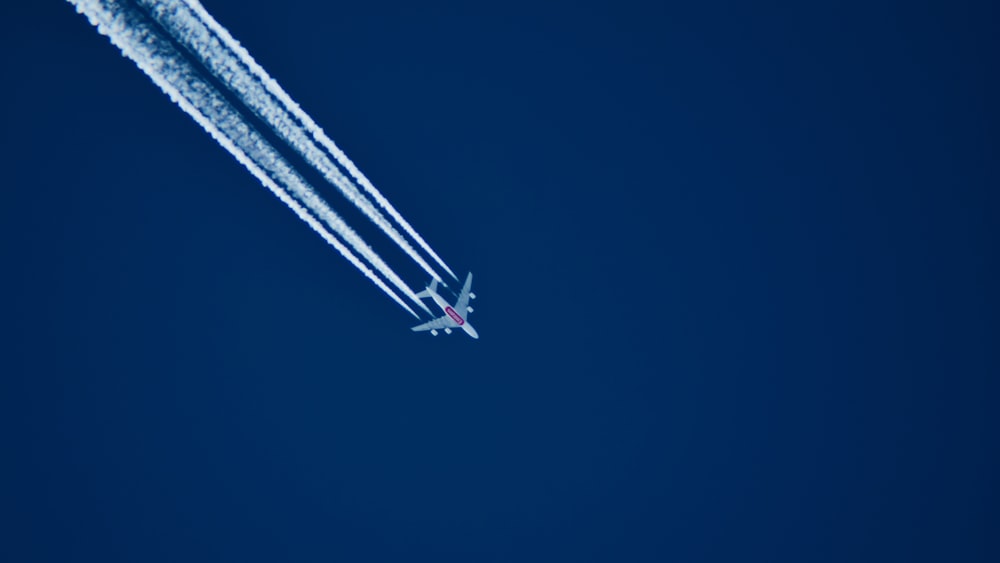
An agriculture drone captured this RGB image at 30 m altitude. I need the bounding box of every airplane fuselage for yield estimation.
[428,291,479,339]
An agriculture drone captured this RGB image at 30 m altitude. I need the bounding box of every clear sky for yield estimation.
[1,1,996,561]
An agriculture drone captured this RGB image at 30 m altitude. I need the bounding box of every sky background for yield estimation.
[1,1,997,561]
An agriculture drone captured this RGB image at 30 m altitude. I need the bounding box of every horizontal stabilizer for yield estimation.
[416,278,439,300]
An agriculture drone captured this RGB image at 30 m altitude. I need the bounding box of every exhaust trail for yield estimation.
[150,0,459,282]
[136,0,450,286]
[67,0,430,317]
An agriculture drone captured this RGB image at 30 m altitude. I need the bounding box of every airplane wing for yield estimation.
[454,272,474,316]
[410,315,458,332]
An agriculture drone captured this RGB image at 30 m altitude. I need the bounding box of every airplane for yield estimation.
[410,272,479,339]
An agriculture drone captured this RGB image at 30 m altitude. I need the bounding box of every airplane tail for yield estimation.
[415,279,439,300]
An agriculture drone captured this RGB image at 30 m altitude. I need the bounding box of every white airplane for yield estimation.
[410,272,479,339]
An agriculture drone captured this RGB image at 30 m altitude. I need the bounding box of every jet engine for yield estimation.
[469,293,476,300]
[444,328,453,334]
[430,330,438,336]
[467,306,474,313]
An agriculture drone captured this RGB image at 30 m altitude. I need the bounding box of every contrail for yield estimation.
[67,0,430,317]
[135,0,451,286]
[144,0,459,282]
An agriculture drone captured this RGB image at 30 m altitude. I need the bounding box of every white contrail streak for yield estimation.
[145,0,458,282]
[135,0,452,286]
[67,0,429,317]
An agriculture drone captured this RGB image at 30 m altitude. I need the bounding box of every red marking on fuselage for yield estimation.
[445,306,465,325]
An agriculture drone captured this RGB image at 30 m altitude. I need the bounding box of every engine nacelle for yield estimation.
[430,329,438,336]
[444,328,453,334]
[467,306,474,313]
[469,293,476,300]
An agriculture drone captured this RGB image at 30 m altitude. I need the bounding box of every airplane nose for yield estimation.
[467,325,479,339]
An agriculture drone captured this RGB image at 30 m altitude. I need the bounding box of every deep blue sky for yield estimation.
[1,1,997,561]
